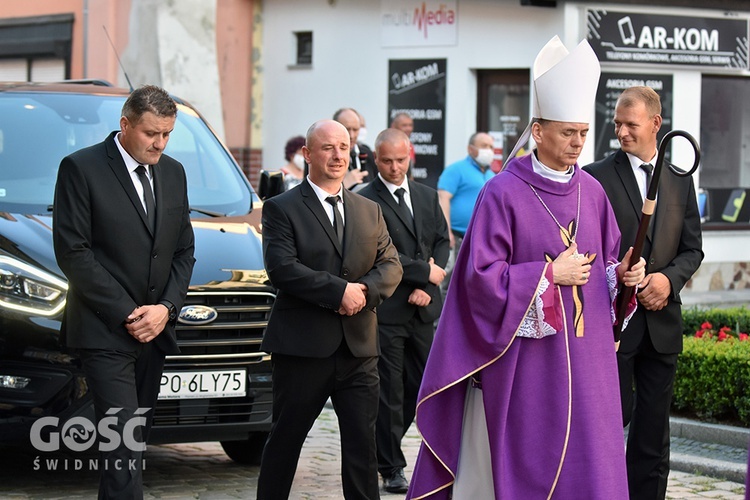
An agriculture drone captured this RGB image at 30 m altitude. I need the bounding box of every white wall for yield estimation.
[261,0,564,170]
[123,0,225,139]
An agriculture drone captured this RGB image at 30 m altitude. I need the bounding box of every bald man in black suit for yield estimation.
[257,120,402,499]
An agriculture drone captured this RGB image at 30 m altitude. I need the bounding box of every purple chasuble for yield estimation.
[407,154,628,499]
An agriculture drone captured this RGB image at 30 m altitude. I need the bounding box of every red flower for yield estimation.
[693,322,746,342]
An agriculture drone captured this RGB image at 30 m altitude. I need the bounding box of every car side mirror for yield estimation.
[258,170,285,200]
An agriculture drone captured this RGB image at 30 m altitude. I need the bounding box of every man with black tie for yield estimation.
[257,119,402,499]
[359,129,449,493]
[53,85,195,498]
[584,86,703,500]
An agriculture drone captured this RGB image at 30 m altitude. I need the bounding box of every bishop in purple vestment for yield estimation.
[407,36,645,500]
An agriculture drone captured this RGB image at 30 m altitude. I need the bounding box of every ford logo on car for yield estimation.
[178,305,219,325]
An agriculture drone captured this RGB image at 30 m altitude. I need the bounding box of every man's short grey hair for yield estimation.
[121,85,177,123]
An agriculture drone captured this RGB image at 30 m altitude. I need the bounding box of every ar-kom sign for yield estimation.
[381,0,457,47]
[586,9,749,70]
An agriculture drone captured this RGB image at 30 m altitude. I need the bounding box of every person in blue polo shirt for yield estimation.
[438,132,496,290]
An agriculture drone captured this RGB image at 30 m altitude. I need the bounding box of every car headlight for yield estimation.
[0,255,67,316]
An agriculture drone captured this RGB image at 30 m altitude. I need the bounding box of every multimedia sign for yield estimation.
[381,0,457,47]
[586,9,749,70]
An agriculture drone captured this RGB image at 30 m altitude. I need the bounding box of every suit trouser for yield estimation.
[257,341,380,500]
[375,318,433,476]
[618,328,678,500]
[79,342,165,500]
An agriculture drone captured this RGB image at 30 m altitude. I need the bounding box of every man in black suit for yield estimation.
[584,86,703,500]
[359,129,449,493]
[257,119,402,499]
[53,85,195,498]
[334,107,377,190]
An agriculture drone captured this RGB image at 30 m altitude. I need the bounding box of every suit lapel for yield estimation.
[374,178,416,238]
[341,189,358,257]
[105,134,153,236]
[613,150,644,221]
[406,180,420,240]
[152,162,165,237]
[651,161,675,245]
[614,149,654,244]
[301,180,342,255]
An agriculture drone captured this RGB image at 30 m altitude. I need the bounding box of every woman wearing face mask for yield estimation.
[281,135,306,191]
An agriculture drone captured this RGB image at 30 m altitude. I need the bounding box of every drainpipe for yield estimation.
[82,0,88,78]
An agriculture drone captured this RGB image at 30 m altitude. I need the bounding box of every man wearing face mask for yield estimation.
[437,132,496,290]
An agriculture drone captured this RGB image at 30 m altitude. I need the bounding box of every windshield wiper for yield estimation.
[190,206,226,218]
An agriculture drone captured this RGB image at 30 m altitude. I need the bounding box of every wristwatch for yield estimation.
[160,301,177,323]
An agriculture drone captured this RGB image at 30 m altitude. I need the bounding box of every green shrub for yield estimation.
[674,307,750,426]
[673,336,750,425]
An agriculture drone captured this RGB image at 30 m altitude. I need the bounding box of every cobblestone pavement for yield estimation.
[1,406,746,499]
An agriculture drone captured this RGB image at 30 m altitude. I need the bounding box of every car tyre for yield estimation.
[220,432,269,465]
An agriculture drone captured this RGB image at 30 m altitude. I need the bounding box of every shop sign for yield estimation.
[586,9,749,70]
[388,59,447,189]
[381,0,457,47]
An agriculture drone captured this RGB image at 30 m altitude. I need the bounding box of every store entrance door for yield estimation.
[477,69,530,170]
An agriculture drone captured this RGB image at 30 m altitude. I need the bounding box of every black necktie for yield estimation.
[326,195,344,246]
[136,165,156,232]
[640,163,653,199]
[394,187,414,228]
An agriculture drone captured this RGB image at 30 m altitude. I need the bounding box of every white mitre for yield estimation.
[503,36,601,168]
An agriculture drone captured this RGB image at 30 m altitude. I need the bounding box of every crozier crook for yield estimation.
[614,129,701,343]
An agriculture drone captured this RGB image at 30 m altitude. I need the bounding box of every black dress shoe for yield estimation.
[383,468,409,493]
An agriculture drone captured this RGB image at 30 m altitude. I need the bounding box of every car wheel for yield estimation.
[220,432,269,465]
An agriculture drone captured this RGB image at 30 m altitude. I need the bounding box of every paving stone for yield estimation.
[0,406,747,498]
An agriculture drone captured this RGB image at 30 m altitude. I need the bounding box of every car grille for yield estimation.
[172,291,274,359]
[153,291,275,427]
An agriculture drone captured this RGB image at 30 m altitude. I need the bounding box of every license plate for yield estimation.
[158,369,247,400]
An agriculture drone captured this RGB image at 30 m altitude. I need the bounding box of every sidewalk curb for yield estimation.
[670,417,749,484]
[671,452,747,484]
[671,417,750,449]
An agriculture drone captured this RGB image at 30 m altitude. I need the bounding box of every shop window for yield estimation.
[700,75,750,227]
[0,14,72,80]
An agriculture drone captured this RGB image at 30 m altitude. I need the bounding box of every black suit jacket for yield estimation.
[54,131,195,355]
[261,178,402,358]
[584,149,703,353]
[359,177,450,324]
[350,143,377,185]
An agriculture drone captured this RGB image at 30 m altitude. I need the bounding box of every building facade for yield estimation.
[1,0,748,291]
